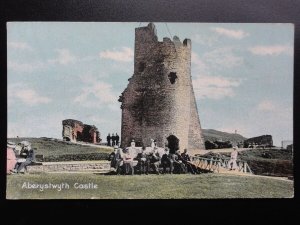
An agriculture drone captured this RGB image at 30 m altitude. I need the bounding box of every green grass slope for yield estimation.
[7,173,293,199]
[8,137,113,160]
[205,148,293,177]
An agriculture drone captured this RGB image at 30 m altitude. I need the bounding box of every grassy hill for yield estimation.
[7,137,113,161]
[204,148,293,177]
[7,173,293,199]
[202,129,246,143]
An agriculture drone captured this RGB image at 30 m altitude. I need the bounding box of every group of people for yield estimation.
[106,133,120,147]
[7,140,36,174]
[108,139,200,175]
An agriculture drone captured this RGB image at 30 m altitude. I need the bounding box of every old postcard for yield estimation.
[6,22,294,199]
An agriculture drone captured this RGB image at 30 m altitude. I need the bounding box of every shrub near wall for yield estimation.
[43,152,110,162]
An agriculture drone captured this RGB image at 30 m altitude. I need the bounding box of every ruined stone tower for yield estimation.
[119,23,205,152]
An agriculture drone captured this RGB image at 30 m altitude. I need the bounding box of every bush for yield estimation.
[43,152,110,162]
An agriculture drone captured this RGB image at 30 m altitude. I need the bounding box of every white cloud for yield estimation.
[215,102,293,146]
[99,47,134,62]
[251,102,293,146]
[257,100,276,111]
[192,75,241,100]
[8,48,77,73]
[74,75,118,109]
[211,27,249,39]
[248,45,293,56]
[191,52,208,74]
[48,49,77,65]
[8,60,46,73]
[8,41,33,51]
[203,47,243,69]
[8,83,52,106]
[191,34,219,46]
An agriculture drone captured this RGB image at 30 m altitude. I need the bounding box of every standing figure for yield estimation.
[107,133,111,146]
[150,139,155,149]
[228,146,238,170]
[131,139,136,148]
[111,133,116,146]
[115,133,120,146]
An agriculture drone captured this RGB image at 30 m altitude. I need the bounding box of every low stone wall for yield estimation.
[27,160,111,173]
[43,153,110,162]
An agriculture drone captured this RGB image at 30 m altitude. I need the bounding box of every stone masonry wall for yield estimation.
[27,161,111,173]
[119,23,205,151]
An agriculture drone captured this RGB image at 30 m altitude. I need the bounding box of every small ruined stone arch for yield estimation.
[168,72,178,84]
[167,134,179,154]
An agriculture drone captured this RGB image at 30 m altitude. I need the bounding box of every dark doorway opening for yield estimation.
[167,135,179,154]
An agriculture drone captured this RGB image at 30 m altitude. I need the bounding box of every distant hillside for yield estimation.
[202,129,247,143]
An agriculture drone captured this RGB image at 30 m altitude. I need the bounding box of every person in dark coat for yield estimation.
[161,147,174,174]
[107,133,111,146]
[173,150,187,174]
[147,148,160,175]
[115,133,120,146]
[134,146,148,174]
[109,147,124,174]
[181,148,197,174]
[111,133,116,146]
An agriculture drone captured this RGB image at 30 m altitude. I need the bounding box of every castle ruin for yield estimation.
[62,119,101,144]
[119,23,205,153]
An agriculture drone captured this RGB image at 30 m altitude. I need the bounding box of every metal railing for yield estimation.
[190,155,253,174]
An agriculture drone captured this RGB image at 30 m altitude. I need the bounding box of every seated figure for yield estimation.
[123,147,135,175]
[147,148,161,175]
[13,142,35,174]
[109,147,124,174]
[181,148,197,174]
[161,147,174,174]
[172,150,187,174]
[134,146,148,174]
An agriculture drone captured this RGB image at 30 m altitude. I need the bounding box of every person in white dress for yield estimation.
[228,146,238,170]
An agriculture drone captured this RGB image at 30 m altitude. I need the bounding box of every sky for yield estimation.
[7,22,294,146]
